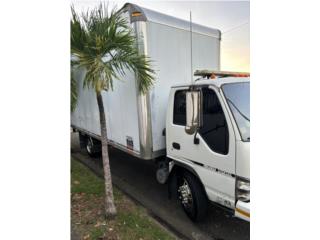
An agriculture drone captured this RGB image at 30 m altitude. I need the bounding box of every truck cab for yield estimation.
[165,71,250,222]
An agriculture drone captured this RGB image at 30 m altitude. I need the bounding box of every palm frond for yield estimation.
[70,3,155,94]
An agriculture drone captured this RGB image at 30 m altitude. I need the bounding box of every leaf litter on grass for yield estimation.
[71,159,175,240]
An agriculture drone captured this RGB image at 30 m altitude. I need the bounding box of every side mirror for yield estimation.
[185,91,202,135]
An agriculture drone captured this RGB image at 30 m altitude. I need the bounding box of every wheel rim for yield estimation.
[178,178,194,211]
[86,138,93,154]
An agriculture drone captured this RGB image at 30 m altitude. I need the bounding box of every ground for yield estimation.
[71,158,176,240]
[71,132,250,240]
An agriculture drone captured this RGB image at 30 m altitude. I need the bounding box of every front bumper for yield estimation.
[235,200,250,222]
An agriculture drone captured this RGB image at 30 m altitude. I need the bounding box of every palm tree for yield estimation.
[70,62,78,112]
[71,4,155,217]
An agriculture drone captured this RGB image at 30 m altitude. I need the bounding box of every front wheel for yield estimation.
[177,171,208,222]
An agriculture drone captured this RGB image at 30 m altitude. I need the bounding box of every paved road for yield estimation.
[71,132,249,240]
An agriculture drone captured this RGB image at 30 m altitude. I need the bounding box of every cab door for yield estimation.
[166,85,236,207]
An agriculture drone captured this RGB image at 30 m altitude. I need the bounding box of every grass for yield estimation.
[71,158,176,240]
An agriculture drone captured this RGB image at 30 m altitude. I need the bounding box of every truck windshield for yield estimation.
[222,82,250,141]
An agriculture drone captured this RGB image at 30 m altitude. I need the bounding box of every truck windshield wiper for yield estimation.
[226,98,250,122]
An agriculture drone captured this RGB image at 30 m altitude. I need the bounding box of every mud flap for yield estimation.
[79,132,87,149]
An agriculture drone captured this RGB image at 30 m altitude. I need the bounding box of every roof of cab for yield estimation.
[172,77,250,89]
[123,3,221,39]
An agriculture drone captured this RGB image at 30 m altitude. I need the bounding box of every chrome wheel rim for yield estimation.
[86,138,93,154]
[178,178,193,210]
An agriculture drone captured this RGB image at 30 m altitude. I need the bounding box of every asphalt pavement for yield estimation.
[71,132,249,240]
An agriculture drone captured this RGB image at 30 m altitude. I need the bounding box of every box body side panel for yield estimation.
[71,68,100,137]
[71,67,141,153]
[103,70,141,153]
[146,22,220,152]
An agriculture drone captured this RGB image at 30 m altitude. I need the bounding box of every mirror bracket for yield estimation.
[193,133,200,145]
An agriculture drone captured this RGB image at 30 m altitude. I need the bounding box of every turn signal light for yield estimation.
[132,12,142,17]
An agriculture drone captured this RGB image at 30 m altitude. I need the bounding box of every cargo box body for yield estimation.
[71,3,221,160]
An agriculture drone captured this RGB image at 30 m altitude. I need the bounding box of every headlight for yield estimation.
[236,177,250,202]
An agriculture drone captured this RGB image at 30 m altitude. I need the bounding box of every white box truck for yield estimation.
[71,3,250,222]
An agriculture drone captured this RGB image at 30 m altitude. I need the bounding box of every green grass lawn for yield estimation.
[71,158,176,240]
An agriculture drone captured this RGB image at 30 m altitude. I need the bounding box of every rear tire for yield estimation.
[85,136,101,158]
[177,170,208,222]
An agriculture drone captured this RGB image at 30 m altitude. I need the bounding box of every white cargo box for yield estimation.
[71,3,221,160]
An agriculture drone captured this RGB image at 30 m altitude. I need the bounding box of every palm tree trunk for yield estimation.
[96,91,117,218]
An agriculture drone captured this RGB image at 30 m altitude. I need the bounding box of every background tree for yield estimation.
[71,4,155,217]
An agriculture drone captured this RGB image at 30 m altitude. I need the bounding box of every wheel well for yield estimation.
[170,162,199,180]
[78,132,101,149]
[168,161,208,200]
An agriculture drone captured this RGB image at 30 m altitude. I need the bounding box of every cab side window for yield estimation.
[199,87,229,155]
[173,90,186,125]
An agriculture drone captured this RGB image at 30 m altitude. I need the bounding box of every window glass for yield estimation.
[173,90,186,125]
[222,82,250,141]
[199,88,229,155]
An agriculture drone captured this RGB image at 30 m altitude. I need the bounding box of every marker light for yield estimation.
[132,11,142,17]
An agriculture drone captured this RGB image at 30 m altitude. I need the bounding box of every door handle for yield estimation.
[172,142,180,150]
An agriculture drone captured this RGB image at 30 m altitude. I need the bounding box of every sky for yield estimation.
[71,0,250,72]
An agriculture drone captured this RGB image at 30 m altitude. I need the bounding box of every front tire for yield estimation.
[177,171,208,222]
